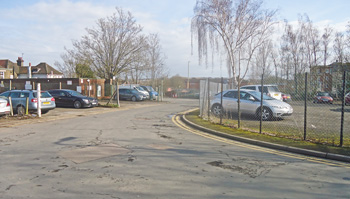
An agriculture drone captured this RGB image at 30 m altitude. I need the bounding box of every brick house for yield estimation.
[0,57,63,79]
[0,59,19,79]
[310,62,350,93]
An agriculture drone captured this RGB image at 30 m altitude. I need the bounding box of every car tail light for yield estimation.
[51,97,55,101]
[31,98,38,103]
[6,101,10,107]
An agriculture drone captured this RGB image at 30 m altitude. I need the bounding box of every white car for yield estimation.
[211,89,293,120]
[134,86,150,99]
[240,84,283,101]
[0,96,10,116]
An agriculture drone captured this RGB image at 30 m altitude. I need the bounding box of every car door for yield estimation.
[49,91,61,106]
[125,89,133,100]
[222,91,238,113]
[118,89,126,100]
[9,91,22,108]
[240,91,259,115]
[59,91,75,107]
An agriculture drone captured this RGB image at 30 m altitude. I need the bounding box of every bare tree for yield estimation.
[191,0,277,88]
[304,15,320,68]
[146,33,167,87]
[54,48,77,78]
[321,26,333,66]
[55,48,94,78]
[71,7,146,79]
[281,18,308,94]
[333,31,346,63]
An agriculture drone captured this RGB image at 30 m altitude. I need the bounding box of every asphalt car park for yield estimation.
[0,99,163,128]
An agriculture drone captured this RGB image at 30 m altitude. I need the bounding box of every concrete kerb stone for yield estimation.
[180,113,350,163]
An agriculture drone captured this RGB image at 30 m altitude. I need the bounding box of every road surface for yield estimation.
[0,98,349,199]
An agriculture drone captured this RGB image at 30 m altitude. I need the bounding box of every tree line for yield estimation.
[191,0,350,86]
[191,0,350,128]
[55,7,167,87]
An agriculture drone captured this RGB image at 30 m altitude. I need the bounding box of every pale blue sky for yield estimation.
[0,0,349,78]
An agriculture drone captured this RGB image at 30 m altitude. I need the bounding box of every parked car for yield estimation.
[119,88,146,101]
[140,86,158,100]
[240,84,283,101]
[345,92,350,106]
[134,86,150,99]
[210,89,293,121]
[313,92,333,104]
[48,89,98,108]
[0,90,56,115]
[0,96,10,116]
[282,93,292,102]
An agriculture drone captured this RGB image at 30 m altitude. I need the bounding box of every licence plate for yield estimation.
[43,102,50,105]
[274,94,278,96]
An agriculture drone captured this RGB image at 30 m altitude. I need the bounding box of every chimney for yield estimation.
[28,62,32,78]
[17,57,24,67]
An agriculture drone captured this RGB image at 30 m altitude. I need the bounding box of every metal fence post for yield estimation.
[304,72,308,141]
[340,71,346,147]
[220,77,223,125]
[207,78,210,120]
[259,74,264,134]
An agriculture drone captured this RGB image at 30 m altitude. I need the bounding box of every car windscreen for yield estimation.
[147,86,155,91]
[317,92,329,96]
[67,90,84,97]
[249,91,274,100]
[33,91,52,98]
[131,90,140,94]
[136,87,145,91]
[267,86,280,92]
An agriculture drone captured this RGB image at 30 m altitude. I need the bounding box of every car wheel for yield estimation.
[257,107,273,121]
[74,101,82,109]
[211,104,223,117]
[131,96,137,102]
[17,105,25,116]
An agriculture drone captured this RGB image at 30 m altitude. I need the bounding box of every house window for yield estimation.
[0,71,4,79]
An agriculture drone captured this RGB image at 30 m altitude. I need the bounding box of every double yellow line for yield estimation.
[172,114,350,168]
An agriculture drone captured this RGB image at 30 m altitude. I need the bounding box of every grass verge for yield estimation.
[186,109,350,156]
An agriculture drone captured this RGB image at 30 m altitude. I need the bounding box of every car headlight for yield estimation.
[83,99,89,104]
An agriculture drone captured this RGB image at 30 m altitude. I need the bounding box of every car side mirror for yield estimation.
[249,96,255,101]
[68,94,72,97]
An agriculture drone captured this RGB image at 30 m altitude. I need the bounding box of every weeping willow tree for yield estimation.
[191,0,276,127]
[191,0,276,87]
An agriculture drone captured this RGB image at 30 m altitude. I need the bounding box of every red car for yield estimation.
[345,92,350,106]
[313,92,333,104]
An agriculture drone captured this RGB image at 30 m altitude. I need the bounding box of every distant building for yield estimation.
[310,62,350,93]
[0,57,63,79]
[0,59,19,79]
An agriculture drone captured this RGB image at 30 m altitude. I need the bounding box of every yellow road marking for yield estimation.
[172,115,350,168]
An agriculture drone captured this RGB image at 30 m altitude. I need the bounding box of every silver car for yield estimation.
[0,90,56,115]
[210,89,293,120]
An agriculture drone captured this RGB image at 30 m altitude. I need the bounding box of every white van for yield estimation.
[119,84,150,99]
[240,84,283,101]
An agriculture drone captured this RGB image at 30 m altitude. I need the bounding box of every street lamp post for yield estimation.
[187,61,190,89]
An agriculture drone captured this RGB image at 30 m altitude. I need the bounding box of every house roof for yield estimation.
[0,59,19,73]
[19,62,63,75]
